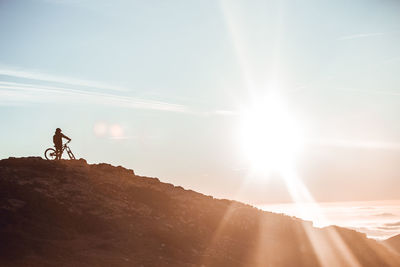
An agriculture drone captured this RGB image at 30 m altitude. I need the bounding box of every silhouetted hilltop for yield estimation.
[1,157,399,267]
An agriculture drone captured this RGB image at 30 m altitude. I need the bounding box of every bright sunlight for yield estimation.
[239,91,305,175]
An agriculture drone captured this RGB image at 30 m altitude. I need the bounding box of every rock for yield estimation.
[0,157,399,267]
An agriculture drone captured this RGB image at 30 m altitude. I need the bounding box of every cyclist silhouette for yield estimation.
[53,128,71,160]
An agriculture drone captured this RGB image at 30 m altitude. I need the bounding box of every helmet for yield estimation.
[56,128,62,133]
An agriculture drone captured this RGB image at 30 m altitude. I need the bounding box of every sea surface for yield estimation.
[260,200,400,240]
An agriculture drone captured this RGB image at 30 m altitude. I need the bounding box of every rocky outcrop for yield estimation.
[0,157,399,266]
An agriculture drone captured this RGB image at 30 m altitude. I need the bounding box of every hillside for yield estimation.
[384,234,400,255]
[1,157,399,267]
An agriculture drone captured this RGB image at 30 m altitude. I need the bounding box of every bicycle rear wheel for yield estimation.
[44,148,57,160]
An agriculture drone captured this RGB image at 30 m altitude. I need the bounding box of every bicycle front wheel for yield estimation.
[44,148,57,160]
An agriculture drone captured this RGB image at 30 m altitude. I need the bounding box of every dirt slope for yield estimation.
[0,157,399,267]
[384,234,400,255]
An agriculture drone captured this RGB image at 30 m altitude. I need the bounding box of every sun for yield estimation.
[239,92,305,175]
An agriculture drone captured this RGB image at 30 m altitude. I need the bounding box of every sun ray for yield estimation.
[281,168,362,267]
[199,201,244,266]
[219,1,369,266]
[219,0,256,94]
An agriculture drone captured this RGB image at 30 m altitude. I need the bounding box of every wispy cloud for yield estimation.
[385,221,400,227]
[374,213,397,218]
[311,138,400,151]
[0,66,129,92]
[187,109,239,117]
[338,32,385,41]
[334,87,400,97]
[0,66,235,115]
[0,67,187,112]
[40,0,99,8]
[0,82,187,112]
[213,110,237,116]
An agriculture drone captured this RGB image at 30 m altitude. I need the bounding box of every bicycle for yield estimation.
[44,140,76,160]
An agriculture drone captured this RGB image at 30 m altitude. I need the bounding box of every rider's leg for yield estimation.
[55,146,62,160]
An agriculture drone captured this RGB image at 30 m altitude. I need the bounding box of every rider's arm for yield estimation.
[62,133,71,141]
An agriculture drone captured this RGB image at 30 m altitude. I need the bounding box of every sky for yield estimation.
[1,0,400,206]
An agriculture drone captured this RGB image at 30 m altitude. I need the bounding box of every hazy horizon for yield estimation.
[260,199,400,240]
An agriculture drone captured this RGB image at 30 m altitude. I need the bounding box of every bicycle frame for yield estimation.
[58,141,76,160]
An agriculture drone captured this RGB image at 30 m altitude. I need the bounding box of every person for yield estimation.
[53,128,71,160]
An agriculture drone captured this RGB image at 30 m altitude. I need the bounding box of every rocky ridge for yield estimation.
[0,157,399,267]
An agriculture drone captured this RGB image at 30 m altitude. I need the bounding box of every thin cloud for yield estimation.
[385,221,400,227]
[214,110,238,116]
[0,66,233,115]
[377,226,400,231]
[183,108,239,117]
[0,66,129,92]
[311,138,400,151]
[335,87,400,97]
[0,81,187,113]
[373,213,396,218]
[338,32,385,41]
[40,0,99,9]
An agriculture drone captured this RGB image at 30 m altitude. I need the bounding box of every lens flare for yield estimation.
[109,124,124,139]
